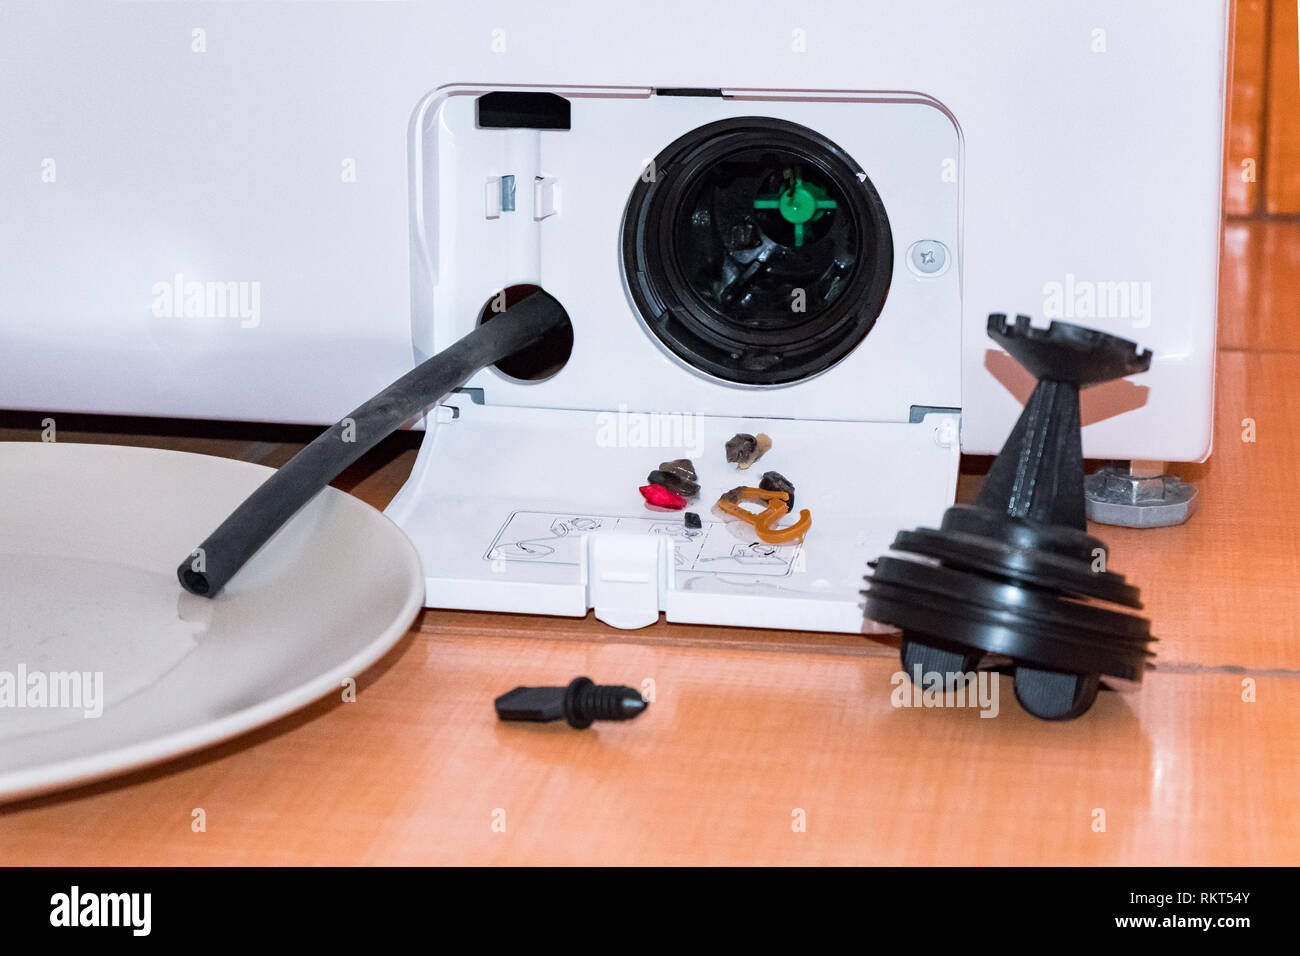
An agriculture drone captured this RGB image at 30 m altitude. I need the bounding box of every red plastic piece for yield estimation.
[639,483,687,510]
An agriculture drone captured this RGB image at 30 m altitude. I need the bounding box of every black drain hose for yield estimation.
[177,290,568,598]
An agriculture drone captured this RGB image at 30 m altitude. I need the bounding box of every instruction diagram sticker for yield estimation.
[485,511,801,576]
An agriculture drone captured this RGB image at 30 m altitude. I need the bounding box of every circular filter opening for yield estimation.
[477,284,574,381]
[622,117,893,385]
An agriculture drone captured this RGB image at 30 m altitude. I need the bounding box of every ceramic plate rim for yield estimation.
[0,442,425,802]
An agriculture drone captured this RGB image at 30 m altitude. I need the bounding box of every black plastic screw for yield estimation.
[494,677,648,729]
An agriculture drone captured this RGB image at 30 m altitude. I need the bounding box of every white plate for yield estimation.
[0,442,423,801]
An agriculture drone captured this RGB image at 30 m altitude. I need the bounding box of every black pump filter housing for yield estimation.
[621,117,893,385]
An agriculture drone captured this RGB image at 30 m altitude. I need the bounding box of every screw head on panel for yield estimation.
[907,239,949,276]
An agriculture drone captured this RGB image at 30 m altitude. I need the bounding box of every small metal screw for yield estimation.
[494,677,648,729]
[908,239,949,276]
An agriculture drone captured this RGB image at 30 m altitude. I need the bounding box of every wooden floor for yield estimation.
[1,220,1297,865]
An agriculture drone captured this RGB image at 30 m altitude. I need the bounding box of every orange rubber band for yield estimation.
[714,487,811,544]
[754,505,812,543]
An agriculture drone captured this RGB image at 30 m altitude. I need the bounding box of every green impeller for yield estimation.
[753,174,837,247]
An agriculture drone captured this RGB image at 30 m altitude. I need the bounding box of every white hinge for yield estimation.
[579,533,674,630]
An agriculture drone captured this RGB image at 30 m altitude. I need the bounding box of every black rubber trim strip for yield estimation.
[176,290,568,598]
[654,88,724,97]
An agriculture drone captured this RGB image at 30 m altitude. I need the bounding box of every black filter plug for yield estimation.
[864,315,1157,720]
